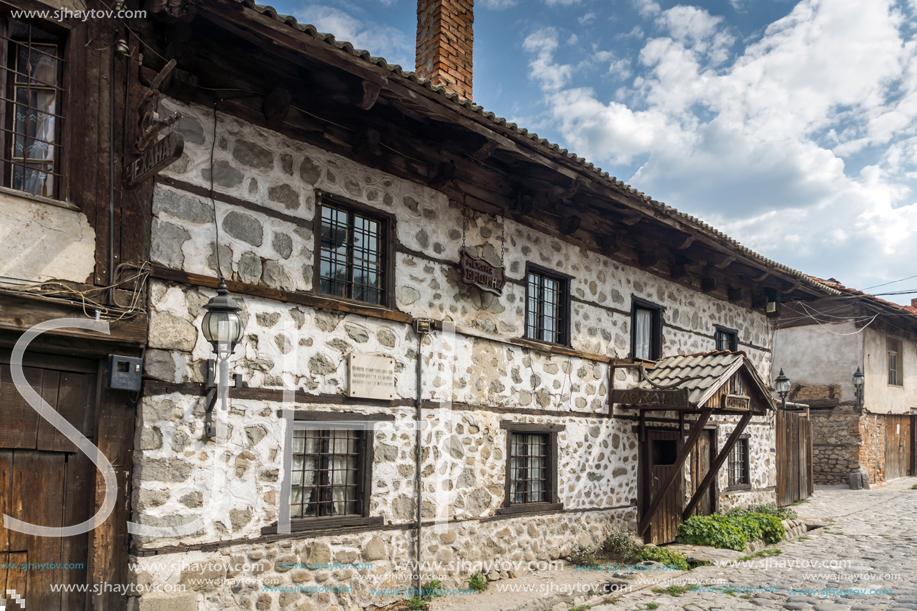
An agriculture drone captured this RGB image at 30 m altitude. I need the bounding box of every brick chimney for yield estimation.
[416,0,474,101]
[911,298,917,309]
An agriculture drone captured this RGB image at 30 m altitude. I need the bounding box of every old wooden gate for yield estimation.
[776,409,812,507]
[0,355,96,610]
[885,415,913,480]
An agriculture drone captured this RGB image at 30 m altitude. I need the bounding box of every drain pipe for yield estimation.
[412,319,432,597]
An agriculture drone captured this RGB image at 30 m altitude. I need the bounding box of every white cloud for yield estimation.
[545,0,582,5]
[296,5,412,67]
[479,0,519,8]
[523,28,573,91]
[523,0,917,296]
[579,12,596,25]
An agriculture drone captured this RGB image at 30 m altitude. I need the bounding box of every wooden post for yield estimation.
[638,409,712,535]
[682,412,752,520]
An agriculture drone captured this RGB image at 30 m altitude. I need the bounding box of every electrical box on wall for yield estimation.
[107,355,143,391]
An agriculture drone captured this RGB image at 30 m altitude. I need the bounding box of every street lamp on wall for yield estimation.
[775,369,791,410]
[201,280,244,438]
[852,367,865,408]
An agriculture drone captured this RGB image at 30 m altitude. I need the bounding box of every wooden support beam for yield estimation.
[701,277,718,293]
[683,412,752,520]
[473,140,498,161]
[677,235,695,250]
[429,160,456,187]
[622,213,642,226]
[638,250,659,268]
[714,255,737,270]
[560,215,581,235]
[352,126,381,159]
[727,287,744,303]
[596,234,619,256]
[670,264,688,280]
[262,87,291,126]
[753,271,769,282]
[359,80,382,110]
[638,409,712,535]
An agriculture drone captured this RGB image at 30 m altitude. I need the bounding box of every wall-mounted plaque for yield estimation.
[611,388,689,408]
[348,354,395,400]
[724,394,750,410]
[124,131,184,188]
[460,251,505,295]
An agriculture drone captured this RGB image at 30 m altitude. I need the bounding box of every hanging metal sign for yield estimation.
[459,251,505,295]
[124,131,184,188]
[611,388,689,408]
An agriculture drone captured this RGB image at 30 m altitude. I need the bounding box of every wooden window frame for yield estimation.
[0,11,73,206]
[714,325,738,352]
[279,411,393,533]
[631,297,663,361]
[726,435,751,491]
[497,422,564,515]
[888,337,903,387]
[312,190,395,309]
[524,263,572,347]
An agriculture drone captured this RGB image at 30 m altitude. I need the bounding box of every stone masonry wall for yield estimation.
[133,98,778,611]
[811,410,861,485]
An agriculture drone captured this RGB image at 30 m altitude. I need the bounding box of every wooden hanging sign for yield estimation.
[611,388,689,408]
[460,251,505,295]
[723,394,751,410]
[124,131,184,188]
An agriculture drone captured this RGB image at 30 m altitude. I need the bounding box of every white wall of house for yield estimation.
[864,327,917,414]
[773,321,863,404]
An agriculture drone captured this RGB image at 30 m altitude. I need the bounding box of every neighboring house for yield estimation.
[0,2,146,610]
[774,278,917,486]
[124,2,837,610]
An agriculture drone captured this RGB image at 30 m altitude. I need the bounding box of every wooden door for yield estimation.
[776,410,812,506]
[0,360,96,610]
[690,430,716,516]
[886,415,912,480]
[643,429,683,544]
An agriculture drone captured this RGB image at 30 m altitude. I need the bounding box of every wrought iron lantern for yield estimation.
[201,280,243,357]
[852,367,865,407]
[775,369,790,410]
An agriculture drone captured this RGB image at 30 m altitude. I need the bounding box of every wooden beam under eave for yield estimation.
[677,235,695,250]
[560,215,582,235]
[714,255,737,270]
[596,234,619,256]
[359,80,382,110]
[638,250,660,268]
[701,277,718,293]
[727,287,744,303]
[670,264,688,280]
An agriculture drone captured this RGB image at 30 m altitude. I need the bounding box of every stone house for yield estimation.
[774,278,917,486]
[122,2,840,610]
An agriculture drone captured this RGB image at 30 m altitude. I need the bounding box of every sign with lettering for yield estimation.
[611,388,689,408]
[723,394,751,410]
[124,131,184,188]
[459,251,505,295]
[348,354,395,400]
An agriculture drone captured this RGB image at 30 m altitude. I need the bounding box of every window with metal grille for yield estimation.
[728,437,750,488]
[508,432,549,504]
[715,326,738,352]
[317,200,387,305]
[525,265,569,345]
[290,427,364,518]
[0,18,64,199]
[888,338,902,386]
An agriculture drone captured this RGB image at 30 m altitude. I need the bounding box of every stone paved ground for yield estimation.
[589,477,917,611]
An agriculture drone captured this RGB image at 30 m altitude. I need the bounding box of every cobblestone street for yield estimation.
[592,477,917,611]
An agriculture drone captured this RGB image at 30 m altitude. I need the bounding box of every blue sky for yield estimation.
[267,0,917,304]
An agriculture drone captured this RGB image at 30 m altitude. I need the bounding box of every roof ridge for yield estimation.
[224,0,839,297]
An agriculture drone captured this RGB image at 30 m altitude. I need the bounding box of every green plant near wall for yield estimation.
[468,572,488,592]
[407,596,428,610]
[569,544,600,566]
[634,545,689,571]
[676,516,747,551]
[602,530,638,559]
